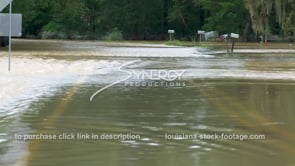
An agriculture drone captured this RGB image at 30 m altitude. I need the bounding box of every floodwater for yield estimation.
[0,40,295,166]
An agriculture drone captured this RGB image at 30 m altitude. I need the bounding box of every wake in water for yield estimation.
[0,46,211,114]
[0,57,124,114]
[90,59,141,102]
[1,44,295,114]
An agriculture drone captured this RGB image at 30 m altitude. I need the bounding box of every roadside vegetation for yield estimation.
[2,0,295,42]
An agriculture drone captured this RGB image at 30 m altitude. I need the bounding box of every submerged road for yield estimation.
[0,40,295,166]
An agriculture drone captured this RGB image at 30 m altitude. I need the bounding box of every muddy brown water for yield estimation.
[0,40,295,166]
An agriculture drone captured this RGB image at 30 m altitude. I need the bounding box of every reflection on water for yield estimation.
[0,40,295,166]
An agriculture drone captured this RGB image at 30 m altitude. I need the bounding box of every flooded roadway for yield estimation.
[0,40,295,166]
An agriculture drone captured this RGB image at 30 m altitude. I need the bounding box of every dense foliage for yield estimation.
[4,0,295,41]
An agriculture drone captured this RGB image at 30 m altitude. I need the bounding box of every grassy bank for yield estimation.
[1,39,294,51]
[165,40,294,50]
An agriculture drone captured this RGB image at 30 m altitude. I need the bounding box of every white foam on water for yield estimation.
[210,49,295,54]
[184,69,295,81]
[0,47,214,58]
[99,47,214,58]
[0,47,211,115]
[0,57,122,114]
[234,49,295,53]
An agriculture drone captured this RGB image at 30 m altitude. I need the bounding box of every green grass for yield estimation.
[164,40,214,48]
[103,39,216,49]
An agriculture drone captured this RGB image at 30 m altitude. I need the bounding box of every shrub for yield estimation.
[103,28,123,41]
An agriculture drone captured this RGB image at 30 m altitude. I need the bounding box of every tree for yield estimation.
[84,0,102,34]
[168,0,203,40]
[199,0,249,40]
[13,0,53,36]
[11,0,292,41]
[243,0,287,36]
[283,0,295,41]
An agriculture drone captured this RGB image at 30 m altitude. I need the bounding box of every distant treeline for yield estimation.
[4,0,295,41]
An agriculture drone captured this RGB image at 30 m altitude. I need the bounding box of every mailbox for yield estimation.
[168,30,175,34]
[221,34,228,38]
[198,30,205,35]
[230,33,239,39]
[205,31,218,41]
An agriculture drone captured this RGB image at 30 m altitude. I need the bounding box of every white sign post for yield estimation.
[168,30,175,41]
[8,0,12,71]
[0,0,22,71]
[197,30,205,42]
[0,14,22,36]
[0,0,10,12]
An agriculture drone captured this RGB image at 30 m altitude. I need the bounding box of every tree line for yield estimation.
[6,0,295,41]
